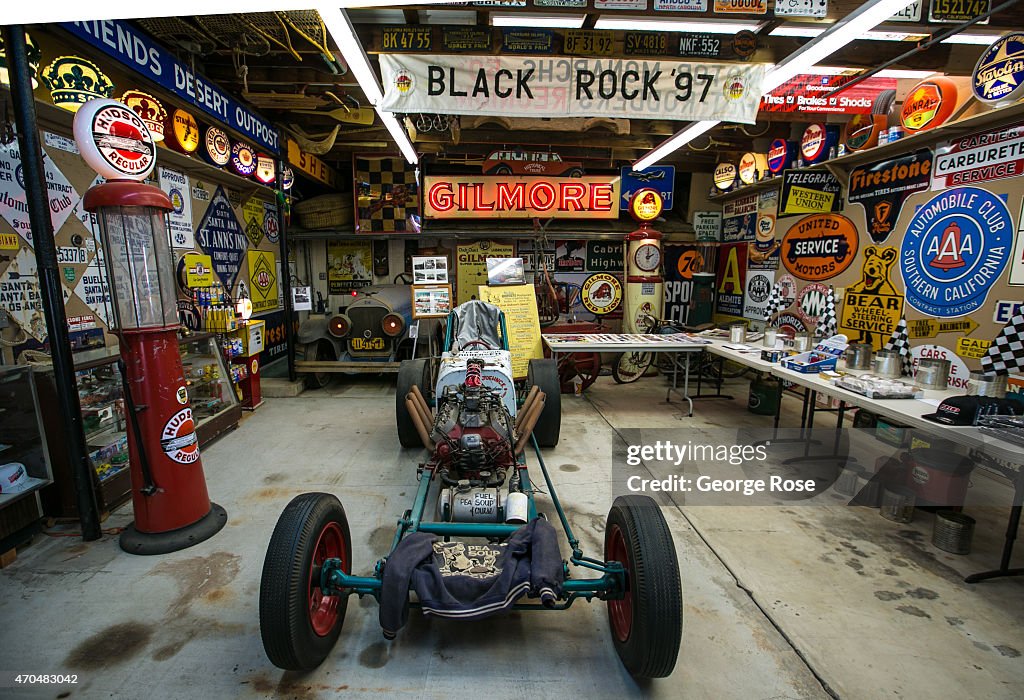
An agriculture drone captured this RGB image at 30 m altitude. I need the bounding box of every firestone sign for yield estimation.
[424,175,620,219]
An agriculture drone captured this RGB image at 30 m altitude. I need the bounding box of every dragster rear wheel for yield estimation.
[527,358,561,447]
[396,358,430,448]
[604,495,682,679]
[260,493,352,671]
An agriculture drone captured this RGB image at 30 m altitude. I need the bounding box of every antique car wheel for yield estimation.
[396,358,430,448]
[604,495,682,679]
[303,341,335,390]
[527,358,561,447]
[260,493,351,671]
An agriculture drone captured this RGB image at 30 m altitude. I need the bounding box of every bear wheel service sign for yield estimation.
[900,187,1011,318]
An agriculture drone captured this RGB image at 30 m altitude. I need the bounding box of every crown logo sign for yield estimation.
[0,31,42,89]
[120,90,167,142]
[41,56,114,112]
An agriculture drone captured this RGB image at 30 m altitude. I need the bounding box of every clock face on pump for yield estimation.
[634,243,661,272]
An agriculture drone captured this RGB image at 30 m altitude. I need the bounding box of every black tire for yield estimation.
[871,88,896,115]
[567,168,584,178]
[605,495,682,679]
[527,358,561,447]
[495,165,512,175]
[260,493,352,671]
[303,340,335,390]
[612,351,653,384]
[397,358,430,448]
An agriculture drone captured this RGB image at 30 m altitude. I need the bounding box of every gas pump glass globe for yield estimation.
[98,206,179,329]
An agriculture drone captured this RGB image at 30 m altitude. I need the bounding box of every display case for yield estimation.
[179,332,242,446]
[37,348,132,518]
[0,365,51,546]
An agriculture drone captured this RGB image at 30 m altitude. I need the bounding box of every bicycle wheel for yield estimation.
[613,351,653,384]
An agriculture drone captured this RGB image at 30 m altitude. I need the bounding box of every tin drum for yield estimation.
[902,449,974,508]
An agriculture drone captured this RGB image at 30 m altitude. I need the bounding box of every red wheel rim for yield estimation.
[308,522,347,637]
[607,523,633,643]
[557,352,601,392]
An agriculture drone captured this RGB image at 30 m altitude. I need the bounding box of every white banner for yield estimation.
[380,54,765,124]
[159,167,194,249]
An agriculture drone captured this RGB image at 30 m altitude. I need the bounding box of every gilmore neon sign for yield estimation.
[424,176,620,219]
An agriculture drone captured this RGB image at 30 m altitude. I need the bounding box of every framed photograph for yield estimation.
[412,255,449,284]
[486,257,526,286]
[411,284,453,319]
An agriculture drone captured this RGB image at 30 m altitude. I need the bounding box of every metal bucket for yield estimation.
[968,371,1007,398]
[932,511,975,555]
[845,343,873,370]
[834,466,863,497]
[873,350,902,378]
[880,486,916,523]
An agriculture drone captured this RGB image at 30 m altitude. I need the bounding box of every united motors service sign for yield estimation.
[424,175,620,219]
[900,187,1011,318]
[379,54,765,124]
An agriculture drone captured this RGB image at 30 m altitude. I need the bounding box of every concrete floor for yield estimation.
[3,373,1023,699]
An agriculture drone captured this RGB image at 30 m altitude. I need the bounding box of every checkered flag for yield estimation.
[883,317,913,376]
[763,280,786,325]
[815,286,838,339]
[981,313,1024,375]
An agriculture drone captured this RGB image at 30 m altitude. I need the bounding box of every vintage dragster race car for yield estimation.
[296,284,441,389]
[260,300,683,678]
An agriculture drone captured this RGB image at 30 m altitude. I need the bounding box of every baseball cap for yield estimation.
[922,395,1015,426]
[0,462,30,494]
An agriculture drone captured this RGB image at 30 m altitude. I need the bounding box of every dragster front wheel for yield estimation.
[605,495,682,678]
[260,493,352,671]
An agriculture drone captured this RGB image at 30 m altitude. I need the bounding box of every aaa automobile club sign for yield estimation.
[901,187,1011,318]
[380,54,765,124]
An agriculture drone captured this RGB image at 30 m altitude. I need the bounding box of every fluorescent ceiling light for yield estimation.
[771,25,925,41]
[633,0,920,170]
[594,17,762,34]
[942,33,1002,45]
[492,13,586,29]
[319,6,418,165]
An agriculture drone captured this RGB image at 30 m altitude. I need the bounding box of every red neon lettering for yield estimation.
[428,182,455,211]
[529,182,556,211]
[558,182,586,211]
[591,184,613,211]
[496,182,526,210]
[472,182,494,211]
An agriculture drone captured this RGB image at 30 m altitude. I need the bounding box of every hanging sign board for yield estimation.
[761,74,897,114]
[195,185,248,290]
[61,19,279,152]
[379,54,765,124]
[247,250,278,313]
[693,211,722,242]
[286,139,339,188]
[158,167,194,249]
[848,149,932,245]
[780,171,843,215]
[424,175,619,219]
[932,122,1024,191]
[477,284,543,378]
[620,166,675,211]
[900,187,1011,318]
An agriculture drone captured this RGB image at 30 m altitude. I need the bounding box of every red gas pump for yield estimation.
[623,188,665,333]
[75,99,226,554]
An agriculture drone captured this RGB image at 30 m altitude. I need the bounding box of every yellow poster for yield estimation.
[456,241,514,305]
[182,252,214,288]
[478,284,543,379]
[326,241,373,293]
[247,250,278,313]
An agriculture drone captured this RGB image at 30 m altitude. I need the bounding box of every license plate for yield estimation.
[351,337,385,351]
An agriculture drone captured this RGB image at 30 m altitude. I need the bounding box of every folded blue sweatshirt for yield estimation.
[379,517,564,639]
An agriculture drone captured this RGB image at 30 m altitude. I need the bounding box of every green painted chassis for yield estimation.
[317,307,627,610]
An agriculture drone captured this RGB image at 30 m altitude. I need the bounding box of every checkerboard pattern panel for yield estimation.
[355,157,420,233]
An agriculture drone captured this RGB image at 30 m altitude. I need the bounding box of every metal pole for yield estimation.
[275,155,296,382]
[3,26,101,540]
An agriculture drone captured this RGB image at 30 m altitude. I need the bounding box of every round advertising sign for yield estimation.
[160,408,200,464]
[255,154,276,185]
[120,90,166,142]
[767,139,790,174]
[973,32,1024,105]
[781,214,859,282]
[167,108,199,153]
[629,188,663,222]
[900,77,958,133]
[204,125,231,166]
[231,142,257,177]
[713,162,736,190]
[581,273,622,315]
[800,123,827,162]
[72,98,156,181]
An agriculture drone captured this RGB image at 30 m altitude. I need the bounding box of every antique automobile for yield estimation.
[482,149,584,177]
[260,300,683,678]
[295,284,439,389]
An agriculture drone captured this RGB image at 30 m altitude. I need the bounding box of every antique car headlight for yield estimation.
[328,314,352,338]
[381,313,405,337]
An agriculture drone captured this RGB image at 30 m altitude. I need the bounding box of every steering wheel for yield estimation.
[393,272,413,284]
[459,339,493,351]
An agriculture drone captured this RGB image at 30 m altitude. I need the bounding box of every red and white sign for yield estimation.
[801,123,827,161]
[932,122,1024,190]
[72,98,156,181]
[761,74,897,115]
[160,408,201,464]
[424,175,620,219]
